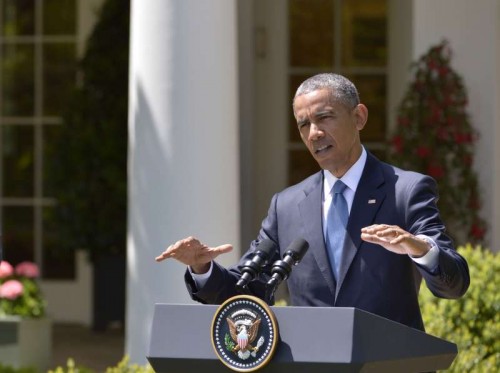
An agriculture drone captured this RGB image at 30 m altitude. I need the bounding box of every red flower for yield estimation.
[416,146,431,158]
[470,224,485,240]
[391,135,404,153]
[454,133,472,144]
[427,164,444,179]
[438,66,449,76]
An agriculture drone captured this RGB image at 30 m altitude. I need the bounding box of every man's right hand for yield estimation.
[155,236,233,274]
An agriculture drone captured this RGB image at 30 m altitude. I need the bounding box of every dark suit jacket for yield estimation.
[185,152,470,331]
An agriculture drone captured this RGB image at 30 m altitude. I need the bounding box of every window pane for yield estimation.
[351,75,386,142]
[1,44,35,116]
[2,125,34,197]
[1,0,35,36]
[42,124,59,197]
[289,0,334,68]
[342,0,387,67]
[42,207,75,279]
[288,149,320,185]
[43,0,76,35]
[2,206,34,264]
[43,43,77,115]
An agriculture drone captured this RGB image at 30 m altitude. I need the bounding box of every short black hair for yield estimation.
[293,73,360,109]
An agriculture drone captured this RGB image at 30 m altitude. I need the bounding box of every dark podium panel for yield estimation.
[147,304,457,373]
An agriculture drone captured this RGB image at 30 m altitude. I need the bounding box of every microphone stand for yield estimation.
[264,238,309,304]
[264,279,278,304]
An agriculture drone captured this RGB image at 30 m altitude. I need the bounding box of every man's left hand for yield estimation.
[361,224,430,258]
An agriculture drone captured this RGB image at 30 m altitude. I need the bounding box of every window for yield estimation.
[0,0,77,278]
[288,0,387,184]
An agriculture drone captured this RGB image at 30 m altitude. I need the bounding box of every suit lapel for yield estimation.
[334,154,386,300]
[298,172,337,298]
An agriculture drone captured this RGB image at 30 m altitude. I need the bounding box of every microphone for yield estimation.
[265,238,309,301]
[235,239,277,292]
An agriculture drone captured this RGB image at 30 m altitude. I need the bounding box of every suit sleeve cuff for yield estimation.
[411,235,439,269]
[188,261,214,288]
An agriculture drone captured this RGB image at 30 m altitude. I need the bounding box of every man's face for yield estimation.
[293,89,367,177]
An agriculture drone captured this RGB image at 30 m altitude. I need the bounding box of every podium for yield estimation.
[147,304,457,372]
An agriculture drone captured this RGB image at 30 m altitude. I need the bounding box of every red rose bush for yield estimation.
[388,41,487,245]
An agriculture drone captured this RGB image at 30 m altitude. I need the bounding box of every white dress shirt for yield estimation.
[322,147,438,269]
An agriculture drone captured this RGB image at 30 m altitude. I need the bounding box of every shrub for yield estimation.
[105,356,154,373]
[0,364,37,373]
[47,358,93,373]
[47,357,153,373]
[47,0,129,261]
[419,244,499,372]
[389,41,487,245]
[0,261,46,318]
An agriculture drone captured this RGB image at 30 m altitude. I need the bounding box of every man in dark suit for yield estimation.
[156,73,469,331]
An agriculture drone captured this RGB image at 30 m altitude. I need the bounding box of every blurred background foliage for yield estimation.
[46,0,129,262]
[419,244,499,372]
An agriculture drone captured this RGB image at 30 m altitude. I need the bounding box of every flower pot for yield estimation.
[0,316,52,371]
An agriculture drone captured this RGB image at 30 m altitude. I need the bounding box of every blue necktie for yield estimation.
[326,180,348,280]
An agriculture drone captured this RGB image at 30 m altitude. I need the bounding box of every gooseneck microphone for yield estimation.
[235,239,277,292]
[265,238,309,302]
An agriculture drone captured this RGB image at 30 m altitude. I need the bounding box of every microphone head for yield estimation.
[255,239,277,259]
[285,238,309,262]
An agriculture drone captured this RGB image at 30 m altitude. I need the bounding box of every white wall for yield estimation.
[388,0,413,131]
[40,251,92,325]
[390,0,500,251]
[127,0,240,364]
[238,1,257,248]
[253,0,289,233]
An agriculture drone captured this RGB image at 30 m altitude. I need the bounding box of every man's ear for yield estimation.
[354,104,368,130]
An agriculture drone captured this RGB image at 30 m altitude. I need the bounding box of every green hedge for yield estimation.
[0,364,37,373]
[47,357,153,373]
[0,357,153,373]
[419,244,499,372]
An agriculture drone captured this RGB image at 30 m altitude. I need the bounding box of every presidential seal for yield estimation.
[211,295,279,372]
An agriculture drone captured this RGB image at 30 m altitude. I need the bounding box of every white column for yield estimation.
[127,0,240,364]
[389,0,500,251]
[253,0,289,233]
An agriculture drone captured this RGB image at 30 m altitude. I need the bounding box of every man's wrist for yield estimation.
[190,263,211,274]
[407,236,431,258]
[189,261,214,289]
[410,235,439,269]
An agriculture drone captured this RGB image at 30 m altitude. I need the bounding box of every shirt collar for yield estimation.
[323,147,367,195]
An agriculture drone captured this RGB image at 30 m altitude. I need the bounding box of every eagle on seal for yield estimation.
[227,316,261,352]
